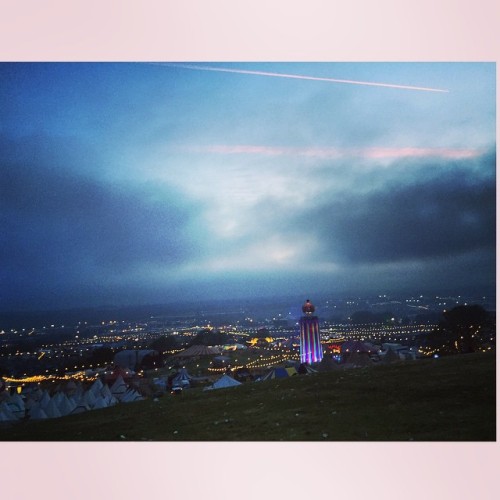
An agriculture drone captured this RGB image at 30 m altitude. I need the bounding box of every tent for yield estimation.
[58,394,77,416]
[343,351,373,367]
[171,345,220,358]
[110,375,128,397]
[64,379,78,395]
[44,398,62,419]
[212,355,233,369]
[30,405,48,420]
[297,363,318,374]
[205,374,242,390]
[104,366,135,384]
[317,354,341,372]
[89,378,104,397]
[2,394,25,418]
[120,388,144,403]
[341,340,371,354]
[113,349,159,370]
[171,368,192,389]
[99,384,118,405]
[261,367,298,381]
[51,391,65,406]
[341,340,375,366]
[0,402,20,420]
[0,410,15,422]
[381,347,401,364]
[39,390,51,409]
[70,403,90,415]
[82,389,97,408]
[92,396,109,410]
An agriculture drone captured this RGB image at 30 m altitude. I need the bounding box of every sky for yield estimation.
[0,62,496,311]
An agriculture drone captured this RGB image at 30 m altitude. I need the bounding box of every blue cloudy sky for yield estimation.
[0,62,496,311]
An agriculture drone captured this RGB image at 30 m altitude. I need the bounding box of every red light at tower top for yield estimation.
[302,299,315,315]
[299,298,323,364]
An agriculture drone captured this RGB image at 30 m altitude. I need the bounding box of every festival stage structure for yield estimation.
[299,299,323,364]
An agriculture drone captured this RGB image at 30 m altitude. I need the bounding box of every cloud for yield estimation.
[188,144,482,160]
[0,134,201,308]
[0,63,495,311]
[142,143,495,285]
[297,150,495,266]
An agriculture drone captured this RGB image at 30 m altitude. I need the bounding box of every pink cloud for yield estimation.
[191,144,482,160]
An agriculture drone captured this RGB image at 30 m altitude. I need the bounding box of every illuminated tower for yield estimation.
[299,299,323,364]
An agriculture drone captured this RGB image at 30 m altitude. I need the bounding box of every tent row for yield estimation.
[0,375,143,422]
[204,363,318,391]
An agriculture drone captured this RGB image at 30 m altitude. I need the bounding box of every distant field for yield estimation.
[0,352,495,441]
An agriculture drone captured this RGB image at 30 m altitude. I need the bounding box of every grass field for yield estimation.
[0,351,495,441]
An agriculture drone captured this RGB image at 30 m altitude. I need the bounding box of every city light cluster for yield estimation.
[4,371,98,385]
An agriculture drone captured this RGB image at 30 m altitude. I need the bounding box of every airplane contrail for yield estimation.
[147,62,449,93]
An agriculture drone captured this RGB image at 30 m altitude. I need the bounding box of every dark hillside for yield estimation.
[0,352,495,441]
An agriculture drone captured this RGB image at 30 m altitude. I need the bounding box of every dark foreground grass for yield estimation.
[0,352,495,441]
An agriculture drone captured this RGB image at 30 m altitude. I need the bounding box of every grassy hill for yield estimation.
[0,351,495,441]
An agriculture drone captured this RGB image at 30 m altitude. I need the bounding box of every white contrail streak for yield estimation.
[148,62,449,93]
